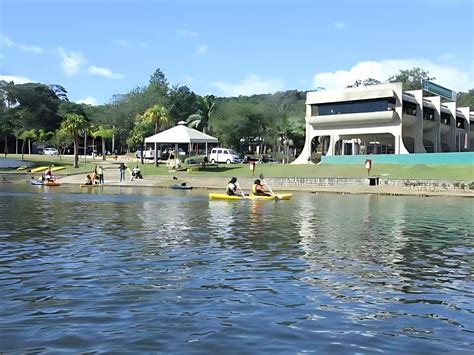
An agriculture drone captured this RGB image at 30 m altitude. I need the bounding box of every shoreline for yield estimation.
[2,172,473,198]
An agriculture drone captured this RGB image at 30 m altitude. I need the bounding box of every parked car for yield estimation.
[209,148,241,164]
[43,147,58,156]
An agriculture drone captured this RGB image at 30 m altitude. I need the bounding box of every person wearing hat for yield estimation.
[252,178,271,196]
[226,176,242,196]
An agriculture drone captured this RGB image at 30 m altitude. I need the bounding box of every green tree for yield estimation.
[37,129,54,148]
[143,104,170,134]
[186,95,215,133]
[92,125,114,160]
[388,67,435,90]
[60,113,90,168]
[50,129,73,158]
[148,68,169,99]
[126,117,153,164]
[457,89,474,108]
[168,85,199,124]
[19,128,37,160]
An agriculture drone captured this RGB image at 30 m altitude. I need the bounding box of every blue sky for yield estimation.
[1,0,473,105]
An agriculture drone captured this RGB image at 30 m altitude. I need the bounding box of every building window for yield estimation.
[311,97,396,116]
[456,116,465,129]
[441,112,451,125]
[402,101,417,116]
[423,107,435,121]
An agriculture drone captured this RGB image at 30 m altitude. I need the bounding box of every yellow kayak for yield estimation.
[31,166,49,172]
[209,193,292,201]
[31,166,65,172]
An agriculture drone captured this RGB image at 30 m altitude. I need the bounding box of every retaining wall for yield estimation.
[321,152,474,165]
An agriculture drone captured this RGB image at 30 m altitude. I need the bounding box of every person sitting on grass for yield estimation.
[131,165,143,180]
[252,179,271,196]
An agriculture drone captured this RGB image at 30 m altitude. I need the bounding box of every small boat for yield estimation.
[209,193,292,201]
[44,181,61,186]
[30,179,61,186]
[169,183,193,190]
[80,184,102,188]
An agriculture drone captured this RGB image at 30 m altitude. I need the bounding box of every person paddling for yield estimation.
[226,177,243,196]
[252,178,271,196]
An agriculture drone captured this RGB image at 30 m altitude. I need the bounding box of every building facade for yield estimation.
[293,82,473,164]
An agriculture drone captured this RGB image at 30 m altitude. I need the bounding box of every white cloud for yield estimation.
[1,34,43,53]
[57,47,86,76]
[76,96,98,106]
[195,44,208,56]
[178,29,199,37]
[0,75,33,84]
[17,44,43,53]
[184,76,194,83]
[116,39,130,47]
[334,22,344,30]
[313,58,474,92]
[115,39,148,48]
[211,74,285,97]
[88,65,123,79]
[1,35,14,47]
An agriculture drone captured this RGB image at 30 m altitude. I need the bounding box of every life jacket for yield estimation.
[252,184,258,194]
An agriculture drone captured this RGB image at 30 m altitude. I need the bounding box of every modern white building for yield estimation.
[293,82,473,163]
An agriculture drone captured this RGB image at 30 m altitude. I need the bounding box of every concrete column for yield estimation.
[423,96,441,152]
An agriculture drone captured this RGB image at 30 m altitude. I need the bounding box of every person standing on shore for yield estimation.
[98,165,105,184]
[118,163,127,182]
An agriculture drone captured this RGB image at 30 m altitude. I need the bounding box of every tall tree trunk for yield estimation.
[102,137,106,161]
[28,139,31,155]
[21,140,25,161]
[4,133,7,156]
[15,137,18,154]
[74,136,79,168]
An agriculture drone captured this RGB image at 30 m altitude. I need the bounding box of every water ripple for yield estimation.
[0,187,473,353]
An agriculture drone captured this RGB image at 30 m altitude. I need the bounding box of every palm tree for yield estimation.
[19,129,37,160]
[92,125,114,161]
[186,95,215,133]
[60,113,90,168]
[143,104,169,134]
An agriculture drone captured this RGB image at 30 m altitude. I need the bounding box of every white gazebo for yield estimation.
[144,121,218,161]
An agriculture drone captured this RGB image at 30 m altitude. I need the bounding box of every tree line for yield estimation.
[1,67,472,167]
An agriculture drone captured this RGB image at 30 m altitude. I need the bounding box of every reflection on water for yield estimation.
[0,185,473,353]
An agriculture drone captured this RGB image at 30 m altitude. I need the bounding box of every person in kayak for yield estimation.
[252,179,271,196]
[226,177,242,196]
[44,166,54,182]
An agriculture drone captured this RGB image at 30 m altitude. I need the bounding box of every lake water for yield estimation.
[0,184,473,353]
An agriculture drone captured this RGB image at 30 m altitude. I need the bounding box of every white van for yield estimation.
[209,148,241,164]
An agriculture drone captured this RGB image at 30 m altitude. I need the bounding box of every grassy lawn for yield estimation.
[1,154,473,181]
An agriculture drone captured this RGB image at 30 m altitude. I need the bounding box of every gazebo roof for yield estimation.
[144,123,218,144]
